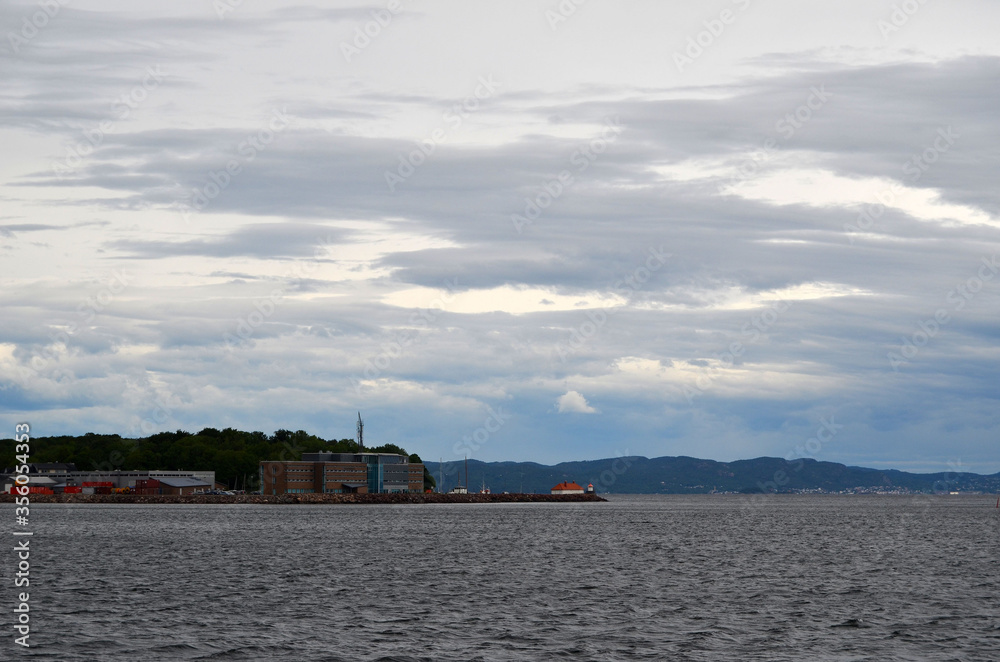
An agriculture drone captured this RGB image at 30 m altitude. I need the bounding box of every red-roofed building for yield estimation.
[551,481,585,495]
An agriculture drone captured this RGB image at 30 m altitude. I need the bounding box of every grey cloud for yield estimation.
[4,29,1000,471]
[108,223,353,259]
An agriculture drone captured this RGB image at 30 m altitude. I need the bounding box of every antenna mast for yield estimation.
[356,412,364,450]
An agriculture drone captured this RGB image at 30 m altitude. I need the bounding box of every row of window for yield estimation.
[274,487,422,494]
[270,466,370,474]
[268,467,420,475]
[269,478,419,486]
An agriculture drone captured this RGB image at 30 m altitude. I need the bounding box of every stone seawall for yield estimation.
[0,492,606,505]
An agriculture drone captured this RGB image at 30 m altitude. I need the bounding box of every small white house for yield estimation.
[551,481,585,495]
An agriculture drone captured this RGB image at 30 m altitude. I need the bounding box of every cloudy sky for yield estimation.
[2,0,999,472]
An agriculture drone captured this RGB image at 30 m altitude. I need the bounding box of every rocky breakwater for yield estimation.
[0,492,606,505]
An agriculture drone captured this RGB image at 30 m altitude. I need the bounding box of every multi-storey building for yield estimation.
[259,452,424,495]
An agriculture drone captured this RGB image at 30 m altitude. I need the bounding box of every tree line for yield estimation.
[0,428,435,491]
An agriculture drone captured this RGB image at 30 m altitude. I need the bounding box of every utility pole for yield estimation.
[356,412,364,450]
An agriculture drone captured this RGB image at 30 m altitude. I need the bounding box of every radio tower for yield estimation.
[356,412,364,451]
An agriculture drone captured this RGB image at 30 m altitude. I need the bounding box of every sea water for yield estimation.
[1,494,998,660]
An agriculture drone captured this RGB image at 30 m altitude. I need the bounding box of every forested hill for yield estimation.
[0,429,430,491]
[425,455,1000,495]
[5,430,998,495]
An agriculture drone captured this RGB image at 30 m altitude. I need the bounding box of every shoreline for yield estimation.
[0,492,607,505]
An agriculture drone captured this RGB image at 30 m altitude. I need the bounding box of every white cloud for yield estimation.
[556,391,598,414]
[382,285,626,315]
[725,168,1000,230]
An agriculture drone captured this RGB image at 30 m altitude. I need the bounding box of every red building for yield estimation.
[551,481,585,495]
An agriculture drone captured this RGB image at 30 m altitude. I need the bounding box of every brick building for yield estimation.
[260,452,424,495]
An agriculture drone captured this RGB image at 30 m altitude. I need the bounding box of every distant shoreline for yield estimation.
[0,492,607,505]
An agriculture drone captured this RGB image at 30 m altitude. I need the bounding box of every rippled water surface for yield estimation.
[2,495,999,660]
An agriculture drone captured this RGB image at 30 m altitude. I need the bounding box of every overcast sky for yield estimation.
[2,0,999,472]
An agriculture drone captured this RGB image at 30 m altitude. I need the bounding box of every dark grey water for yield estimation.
[1,495,999,660]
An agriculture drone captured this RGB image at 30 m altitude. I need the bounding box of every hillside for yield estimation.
[4,430,997,495]
[425,455,1000,495]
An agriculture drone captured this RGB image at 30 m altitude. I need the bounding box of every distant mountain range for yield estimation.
[424,456,1000,495]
